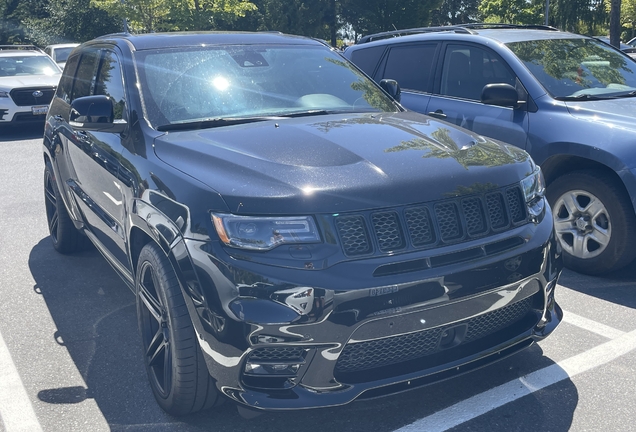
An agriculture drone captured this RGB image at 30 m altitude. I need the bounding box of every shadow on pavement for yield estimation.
[557,262,636,309]
[29,237,578,432]
[0,124,45,141]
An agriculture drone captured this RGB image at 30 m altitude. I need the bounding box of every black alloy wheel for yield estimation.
[44,160,91,253]
[547,169,636,275]
[136,242,220,415]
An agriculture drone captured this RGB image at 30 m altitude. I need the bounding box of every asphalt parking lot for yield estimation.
[1,127,635,431]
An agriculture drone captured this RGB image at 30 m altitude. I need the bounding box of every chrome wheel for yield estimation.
[552,189,611,260]
[138,260,172,399]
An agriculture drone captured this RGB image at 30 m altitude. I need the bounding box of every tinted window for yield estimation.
[439,45,516,100]
[382,44,437,92]
[71,49,100,101]
[348,45,386,77]
[95,51,126,120]
[56,54,80,103]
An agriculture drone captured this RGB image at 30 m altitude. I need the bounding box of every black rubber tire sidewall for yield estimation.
[135,242,219,416]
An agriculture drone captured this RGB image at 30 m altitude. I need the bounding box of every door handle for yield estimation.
[427,110,447,119]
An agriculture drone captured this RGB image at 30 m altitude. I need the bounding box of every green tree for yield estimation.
[23,0,119,46]
[90,0,256,32]
[432,0,481,25]
[479,0,545,24]
[340,0,443,40]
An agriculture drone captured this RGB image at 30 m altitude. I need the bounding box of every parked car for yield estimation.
[43,31,562,416]
[344,23,636,275]
[44,43,79,69]
[0,45,61,126]
[593,36,636,59]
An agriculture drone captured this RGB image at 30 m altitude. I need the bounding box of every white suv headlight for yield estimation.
[0,90,9,98]
[212,214,321,250]
[520,166,546,218]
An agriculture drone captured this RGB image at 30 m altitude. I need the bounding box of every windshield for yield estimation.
[135,44,399,129]
[0,55,60,77]
[506,38,636,100]
[53,47,75,63]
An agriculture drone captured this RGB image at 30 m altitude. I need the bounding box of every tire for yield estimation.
[546,169,636,275]
[136,242,220,416]
[44,160,92,254]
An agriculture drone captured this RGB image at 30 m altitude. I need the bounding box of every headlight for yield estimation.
[520,166,546,218]
[0,91,9,98]
[211,213,321,250]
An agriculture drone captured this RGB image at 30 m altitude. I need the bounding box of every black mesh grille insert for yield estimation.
[334,186,527,257]
[486,192,508,229]
[405,206,435,247]
[372,211,405,252]
[506,187,526,223]
[336,215,372,256]
[335,297,533,373]
[10,87,55,106]
[435,202,462,241]
[248,347,305,362]
[462,197,487,236]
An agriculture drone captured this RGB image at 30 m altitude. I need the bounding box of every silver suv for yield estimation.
[0,45,61,126]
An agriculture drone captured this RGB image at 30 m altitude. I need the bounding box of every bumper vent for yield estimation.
[248,347,305,362]
[335,297,533,374]
[335,186,527,257]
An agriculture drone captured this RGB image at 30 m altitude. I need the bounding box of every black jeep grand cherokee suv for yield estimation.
[43,32,562,415]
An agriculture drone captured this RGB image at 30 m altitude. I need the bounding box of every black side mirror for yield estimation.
[70,95,126,133]
[481,83,523,108]
[380,79,401,103]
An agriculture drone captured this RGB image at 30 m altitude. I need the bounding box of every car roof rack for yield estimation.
[358,23,560,44]
[0,44,44,52]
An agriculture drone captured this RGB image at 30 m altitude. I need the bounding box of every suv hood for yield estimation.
[564,98,636,131]
[154,112,533,214]
[0,74,60,89]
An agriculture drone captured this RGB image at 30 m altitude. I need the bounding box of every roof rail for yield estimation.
[460,23,560,31]
[358,26,474,44]
[357,23,560,45]
[0,44,44,52]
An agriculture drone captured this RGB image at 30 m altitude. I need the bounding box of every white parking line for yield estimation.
[562,311,626,339]
[0,330,43,432]
[395,327,636,432]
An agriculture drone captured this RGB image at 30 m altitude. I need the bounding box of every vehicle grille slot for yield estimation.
[335,297,533,373]
[404,206,435,246]
[372,211,405,252]
[336,215,372,256]
[462,197,487,236]
[10,87,55,106]
[486,192,509,229]
[506,187,526,223]
[435,202,462,241]
[248,347,305,362]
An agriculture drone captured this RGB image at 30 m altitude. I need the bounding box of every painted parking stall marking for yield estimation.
[0,329,43,432]
[394,314,636,432]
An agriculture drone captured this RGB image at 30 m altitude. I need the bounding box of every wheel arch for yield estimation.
[541,154,636,214]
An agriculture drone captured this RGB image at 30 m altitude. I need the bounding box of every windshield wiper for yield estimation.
[156,116,281,131]
[156,110,339,131]
[615,90,636,98]
[556,94,614,101]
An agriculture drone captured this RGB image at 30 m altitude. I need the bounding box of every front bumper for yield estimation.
[173,210,562,411]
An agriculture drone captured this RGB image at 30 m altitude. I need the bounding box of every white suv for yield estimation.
[0,45,61,127]
[44,43,79,69]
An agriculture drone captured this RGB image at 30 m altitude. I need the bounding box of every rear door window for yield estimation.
[380,43,438,93]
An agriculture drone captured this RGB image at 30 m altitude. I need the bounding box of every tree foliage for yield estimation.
[432,0,481,25]
[479,0,544,24]
[340,0,443,40]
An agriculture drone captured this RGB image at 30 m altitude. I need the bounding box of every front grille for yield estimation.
[335,186,527,256]
[10,87,55,106]
[335,297,533,373]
